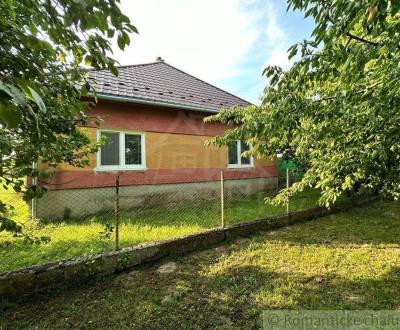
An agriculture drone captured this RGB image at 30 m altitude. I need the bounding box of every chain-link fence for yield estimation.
[0,170,318,272]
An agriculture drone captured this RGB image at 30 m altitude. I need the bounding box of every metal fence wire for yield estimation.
[0,169,313,261]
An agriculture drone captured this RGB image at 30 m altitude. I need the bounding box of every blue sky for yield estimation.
[114,0,314,105]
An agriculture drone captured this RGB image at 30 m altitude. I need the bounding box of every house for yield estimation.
[36,58,277,219]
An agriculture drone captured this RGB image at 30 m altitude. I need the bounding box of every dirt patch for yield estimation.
[157,262,177,274]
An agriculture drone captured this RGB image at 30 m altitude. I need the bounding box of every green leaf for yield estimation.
[288,44,298,60]
[107,29,115,38]
[109,64,119,76]
[117,33,125,50]
[27,87,46,113]
[347,10,363,31]
[85,55,92,66]
[0,81,26,105]
[128,24,139,34]
[0,101,23,128]
[391,0,400,15]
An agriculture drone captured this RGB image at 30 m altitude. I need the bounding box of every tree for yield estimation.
[207,0,400,206]
[0,0,137,237]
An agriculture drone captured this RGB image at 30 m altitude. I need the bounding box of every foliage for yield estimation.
[206,0,400,205]
[99,223,114,240]
[0,0,137,234]
[277,159,305,183]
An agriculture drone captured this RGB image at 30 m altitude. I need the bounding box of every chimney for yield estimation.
[156,56,165,63]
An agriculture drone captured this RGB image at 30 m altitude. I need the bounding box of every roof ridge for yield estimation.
[161,62,252,106]
[116,62,161,69]
[86,62,160,73]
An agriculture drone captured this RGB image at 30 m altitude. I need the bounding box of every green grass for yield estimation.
[0,187,30,221]
[1,200,399,329]
[0,189,320,273]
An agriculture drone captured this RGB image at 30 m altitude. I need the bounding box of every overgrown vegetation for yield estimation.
[0,189,320,273]
[1,200,399,328]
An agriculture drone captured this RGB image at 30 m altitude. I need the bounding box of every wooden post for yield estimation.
[286,168,290,214]
[115,175,120,250]
[220,170,225,228]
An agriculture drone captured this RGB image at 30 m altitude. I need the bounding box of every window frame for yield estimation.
[227,140,254,169]
[96,129,146,171]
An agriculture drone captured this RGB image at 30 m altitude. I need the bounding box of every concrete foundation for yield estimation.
[36,177,278,220]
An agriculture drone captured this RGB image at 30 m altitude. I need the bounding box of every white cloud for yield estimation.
[265,2,285,45]
[108,0,302,104]
[263,2,292,70]
[113,0,261,82]
[266,48,291,68]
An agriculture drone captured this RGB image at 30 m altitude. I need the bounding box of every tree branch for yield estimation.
[346,32,380,46]
[318,0,381,47]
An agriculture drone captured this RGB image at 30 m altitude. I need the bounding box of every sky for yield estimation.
[112,0,314,105]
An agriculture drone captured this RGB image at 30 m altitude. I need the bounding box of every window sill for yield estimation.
[95,167,147,172]
[227,165,254,169]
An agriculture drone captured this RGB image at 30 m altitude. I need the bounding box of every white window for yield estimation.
[96,130,146,170]
[228,140,253,168]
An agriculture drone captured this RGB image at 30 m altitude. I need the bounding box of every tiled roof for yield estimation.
[89,60,251,112]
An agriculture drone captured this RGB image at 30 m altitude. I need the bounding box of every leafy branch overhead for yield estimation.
[0,0,137,235]
[207,0,400,206]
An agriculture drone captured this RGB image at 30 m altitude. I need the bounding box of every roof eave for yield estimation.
[94,93,219,114]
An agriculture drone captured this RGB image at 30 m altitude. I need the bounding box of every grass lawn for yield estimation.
[0,189,320,273]
[1,200,399,329]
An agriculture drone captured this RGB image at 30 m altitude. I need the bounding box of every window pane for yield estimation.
[240,140,251,165]
[228,141,238,165]
[125,134,142,165]
[101,132,119,166]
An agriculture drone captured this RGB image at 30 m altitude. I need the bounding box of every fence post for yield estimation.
[31,161,38,220]
[220,170,225,229]
[115,175,120,250]
[31,196,37,221]
[286,168,290,214]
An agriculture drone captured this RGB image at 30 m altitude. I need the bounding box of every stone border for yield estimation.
[0,197,375,302]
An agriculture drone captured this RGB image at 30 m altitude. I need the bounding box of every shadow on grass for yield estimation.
[2,260,400,329]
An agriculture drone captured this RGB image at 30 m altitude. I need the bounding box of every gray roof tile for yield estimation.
[89,61,251,112]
